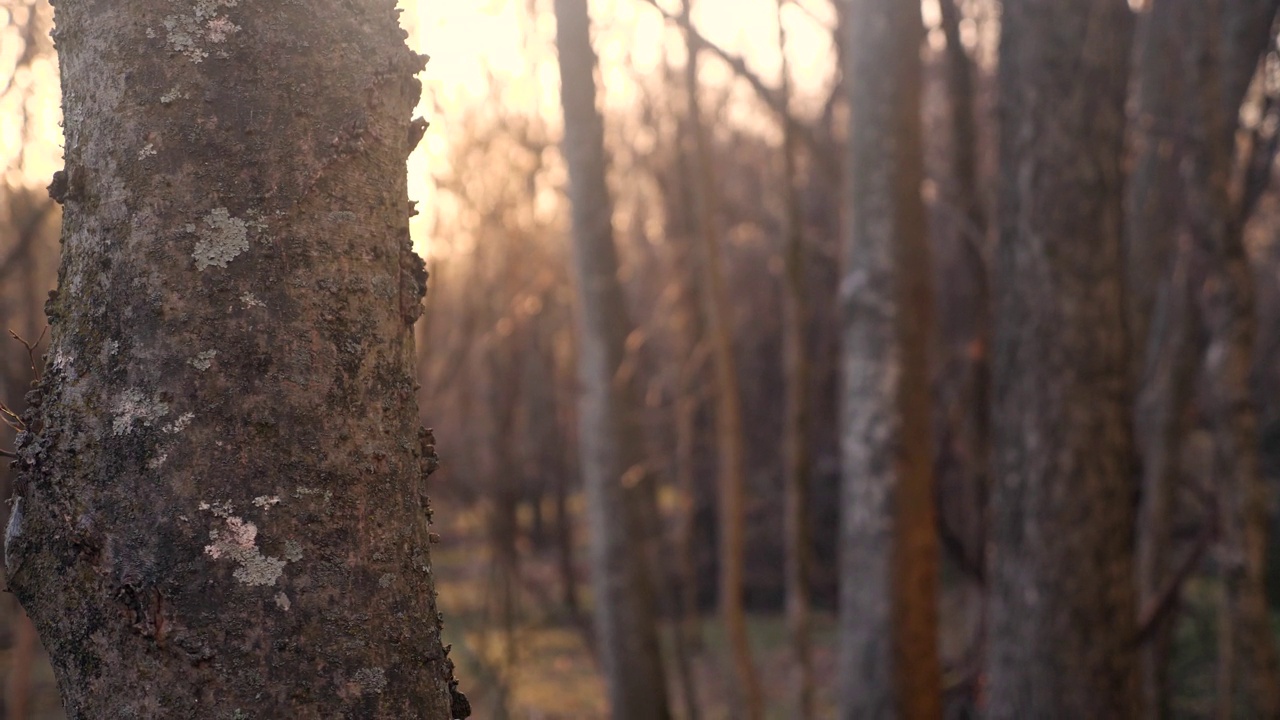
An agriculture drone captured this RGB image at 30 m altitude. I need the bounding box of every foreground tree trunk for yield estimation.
[552,1,673,718]
[4,1,463,717]
[837,0,940,718]
[985,1,1139,717]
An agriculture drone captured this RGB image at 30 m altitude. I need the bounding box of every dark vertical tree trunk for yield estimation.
[4,1,462,717]
[837,0,940,718]
[936,0,991,584]
[1183,3,1280,715]
[985,1,1138,717]
[552,1,672,718]
[1127,7,1195,717]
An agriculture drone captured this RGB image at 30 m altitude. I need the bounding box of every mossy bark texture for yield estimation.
[4,1,461,717]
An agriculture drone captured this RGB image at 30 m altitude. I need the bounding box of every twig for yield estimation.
[0,401,25,433]
[8,325,48,381]
[1134,522,1215,645]
[636,0,840,182]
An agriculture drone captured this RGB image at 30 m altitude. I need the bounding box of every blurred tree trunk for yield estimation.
[4,1,462,717]
[668,204,705,720]
[1128,3,1280,716]
[935,10,990,706]
[552,1,673,718]
[1182,3,1280,716]
[776,3,814,719]
[1127,6,1195,718]
[679,1,764,716]
[936,0,990,583]
[837,0,939,718]
[985,1,1138,717]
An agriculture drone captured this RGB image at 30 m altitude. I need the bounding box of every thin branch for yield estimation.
[789,0,833,30]
[9,325,48,381]
[637,0,840,182]
[1133,523,1214,645]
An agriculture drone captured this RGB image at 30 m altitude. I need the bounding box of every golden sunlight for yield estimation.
[399,0,838,258]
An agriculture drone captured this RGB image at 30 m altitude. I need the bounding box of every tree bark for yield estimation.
[777,3,814,719]
[985,1,1139,717]
[4,1,463,717]
[1182,3,1280,716]
[552,2,673,718]
[1127,7,1195,718]
[837,0,940,718]
[678,2,764,717]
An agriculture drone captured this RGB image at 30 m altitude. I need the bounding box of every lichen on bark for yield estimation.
[4,1,464,717]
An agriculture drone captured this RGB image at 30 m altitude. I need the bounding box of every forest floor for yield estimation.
[431,513,844,720]
[2,497,1266,719]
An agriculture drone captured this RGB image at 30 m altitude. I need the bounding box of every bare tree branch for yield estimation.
[637,0,840,181]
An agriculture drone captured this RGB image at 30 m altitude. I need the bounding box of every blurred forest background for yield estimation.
[6,0,1280,718]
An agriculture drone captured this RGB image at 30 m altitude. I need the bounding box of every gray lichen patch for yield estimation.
[293,486,333,503]
[353,667,387,695]
[275,592,291,611]
[190,350,218,371]
[162,412,195,434]
[253,495,281,508]
[112,390,171,435]
[192,207,250,270]
[203,515,288,587]
[160,86,188,105]
[162,0,241,63]
[99,340,120,366]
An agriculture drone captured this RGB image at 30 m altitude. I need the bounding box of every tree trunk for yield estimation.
[777,3,814,719]
[1127,7,1195,718]
[1183,3,1280,715]
[4,2,463,717]
[985,1,1139,717]
[837,0,940,718]
[679,2,764,717]
[1127,4,1279,716]
[552,2,672,718]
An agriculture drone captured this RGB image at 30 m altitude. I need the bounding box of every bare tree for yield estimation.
[984,0,1139,717]
[1181,2,1280,716]
[677,1,765,717]
[552,1,673,718]
[4,1,464,717]
[837,0,940,717]
[776,3,815,718]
